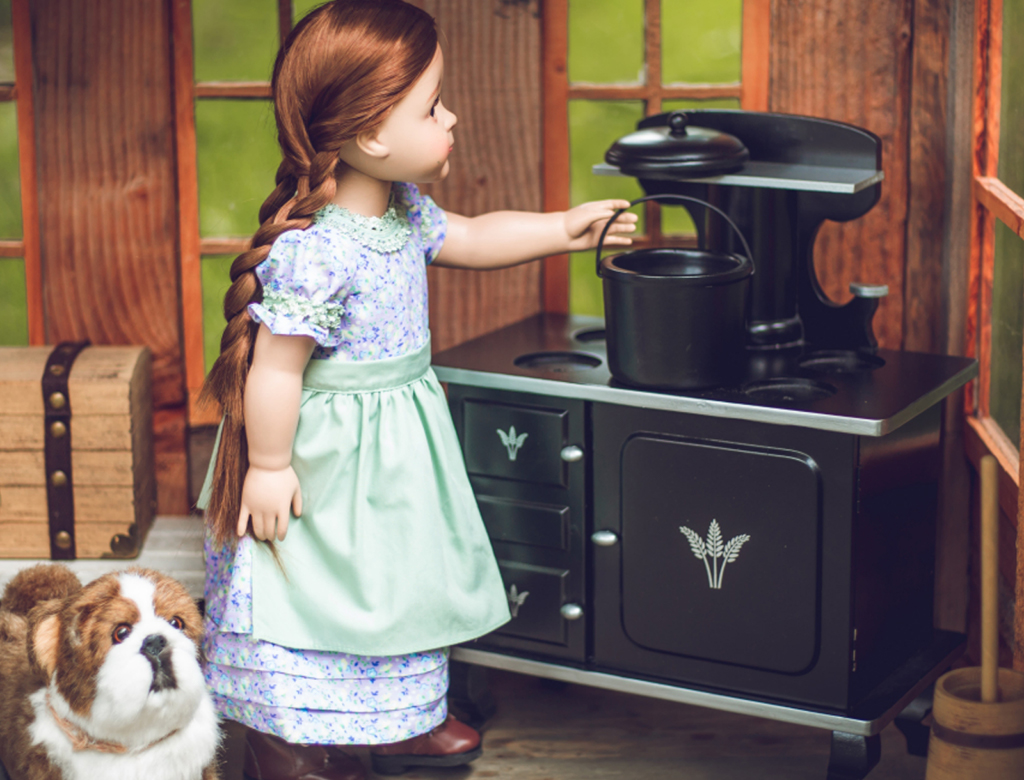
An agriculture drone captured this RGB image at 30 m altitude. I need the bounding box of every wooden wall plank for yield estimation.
[904,0,950,354]
[934,0,979,635]
[30,0,187,513]
[740,0,770,111]
[770,0,914,351]
[416,0,544,351]
[541,0,569,315]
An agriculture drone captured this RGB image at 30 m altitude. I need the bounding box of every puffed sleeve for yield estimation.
[393,182,447,264]
[247,226,354,346]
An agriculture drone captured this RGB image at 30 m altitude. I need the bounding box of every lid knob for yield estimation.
[667,111,689,136]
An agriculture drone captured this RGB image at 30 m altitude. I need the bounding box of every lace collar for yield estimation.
[314,198,412,253]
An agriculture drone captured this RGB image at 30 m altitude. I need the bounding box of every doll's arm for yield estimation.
[433,199,637,270]
[239,324,316,541]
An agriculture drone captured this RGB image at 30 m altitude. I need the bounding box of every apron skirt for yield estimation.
[199,339,510,743]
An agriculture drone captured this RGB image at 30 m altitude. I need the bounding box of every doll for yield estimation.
[198,2,636,779]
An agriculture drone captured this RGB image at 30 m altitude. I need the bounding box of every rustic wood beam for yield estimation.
[740,0,770,111]
[567,84,741,100]
[0,83,15,101]
[0,240,25,258]
[194,82,272,99]
[172,0,213,428]
[975,176,1024,239]
[200,237,250,255]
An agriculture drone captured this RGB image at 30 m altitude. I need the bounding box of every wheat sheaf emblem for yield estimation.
[679,520,751,590]
[507,583,530,618]
[497,425,529,461]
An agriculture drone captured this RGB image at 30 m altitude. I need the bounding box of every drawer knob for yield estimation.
[560,603,583,621]
[591,530,619,547]
[560,445,584,463]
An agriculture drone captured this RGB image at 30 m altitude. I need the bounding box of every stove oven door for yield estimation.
[592,402,858,710]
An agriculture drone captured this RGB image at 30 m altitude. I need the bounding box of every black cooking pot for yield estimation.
[596,194,754,390]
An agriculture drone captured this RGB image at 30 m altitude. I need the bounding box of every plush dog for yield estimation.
[0,564,220,780]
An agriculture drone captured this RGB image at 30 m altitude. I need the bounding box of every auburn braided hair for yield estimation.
[201,0,438,546]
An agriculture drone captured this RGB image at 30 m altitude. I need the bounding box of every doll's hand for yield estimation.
[564,199,638,252]
[238,465,303,541]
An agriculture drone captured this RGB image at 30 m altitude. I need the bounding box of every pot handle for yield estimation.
[595,193,755,277]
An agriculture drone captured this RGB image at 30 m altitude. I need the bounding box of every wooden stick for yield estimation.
[980,453,999,702]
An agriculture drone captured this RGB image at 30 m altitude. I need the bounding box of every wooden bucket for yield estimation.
[925,666,1024,779]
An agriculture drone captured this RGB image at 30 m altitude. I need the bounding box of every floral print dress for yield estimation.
[201,183,497,745]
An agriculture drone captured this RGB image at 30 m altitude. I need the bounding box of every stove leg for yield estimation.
[447,660,497,730]
[893,689,933,757]
[826,731,881,780]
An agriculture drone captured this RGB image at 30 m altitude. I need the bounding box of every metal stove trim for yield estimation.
[591,161,885,194]
[432,362,978,437]
[451,645,957,736]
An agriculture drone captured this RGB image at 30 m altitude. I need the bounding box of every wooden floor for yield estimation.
[221,669,928,780]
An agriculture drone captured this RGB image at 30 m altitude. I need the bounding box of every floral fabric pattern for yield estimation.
[248,182,447,362]
[204,527,448,744]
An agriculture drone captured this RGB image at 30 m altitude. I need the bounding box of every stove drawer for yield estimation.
[494,560,573,645]
[462,399,572,486]
[478,495,570,551]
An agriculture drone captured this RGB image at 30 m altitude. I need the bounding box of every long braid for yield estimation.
[199,0,437,547]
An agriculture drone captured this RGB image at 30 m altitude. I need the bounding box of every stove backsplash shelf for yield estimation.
[597,109,891,354]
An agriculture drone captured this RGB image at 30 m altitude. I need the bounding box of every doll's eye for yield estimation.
[112,624,132,644]
[430,98,439,117]
[169,616,185,631]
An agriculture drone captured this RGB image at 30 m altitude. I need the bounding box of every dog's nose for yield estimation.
[141,634,167,659]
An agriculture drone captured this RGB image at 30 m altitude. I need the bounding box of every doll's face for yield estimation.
[351,46,457,183]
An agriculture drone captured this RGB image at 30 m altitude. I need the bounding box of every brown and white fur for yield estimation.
[0,565,220,780]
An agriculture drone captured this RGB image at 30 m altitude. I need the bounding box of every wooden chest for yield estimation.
[0,345,155,558]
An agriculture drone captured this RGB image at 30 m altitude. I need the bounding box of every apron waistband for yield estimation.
[301,337,432,393]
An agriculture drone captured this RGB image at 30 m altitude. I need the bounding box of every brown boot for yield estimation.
[243,729,366,780]
[369,715,482,776]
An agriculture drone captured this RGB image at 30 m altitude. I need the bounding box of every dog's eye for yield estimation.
[169,616,185,631]
[112,624,132,644]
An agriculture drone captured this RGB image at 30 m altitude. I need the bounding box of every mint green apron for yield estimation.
[202,339,510,656]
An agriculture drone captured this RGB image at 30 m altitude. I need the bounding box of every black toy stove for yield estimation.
[433,111,979,779]
[434,314,974,777]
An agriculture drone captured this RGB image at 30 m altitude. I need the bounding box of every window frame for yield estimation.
[3,0,43,344]
[964,0,1024,520]
[173,0,294,426]
[540,0,770,312]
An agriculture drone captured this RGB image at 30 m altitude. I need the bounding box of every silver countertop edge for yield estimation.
[452,644,959,736]
[433,362,978,437]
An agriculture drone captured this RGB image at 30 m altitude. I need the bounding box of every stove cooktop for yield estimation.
[431,314,977,437]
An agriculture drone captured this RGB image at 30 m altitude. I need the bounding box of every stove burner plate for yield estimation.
[743,377,837,404]
[799,350,885,374]
[515,351,602,372]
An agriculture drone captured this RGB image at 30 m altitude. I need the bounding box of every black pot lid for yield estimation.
[605,111,749,178]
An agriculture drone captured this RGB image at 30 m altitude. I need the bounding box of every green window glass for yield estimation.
[990,0,1024,448]
[202,255,235,372]
[569,0,645,84]
[990,221,1023,450]
[0,0,13,82]
[293,0,323,24]
[196,100,280,237]
[661,0,742,84]
[0,100,20,237]
[193,0,280,82]
[569,100,645,317]
[0,257,27,345]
